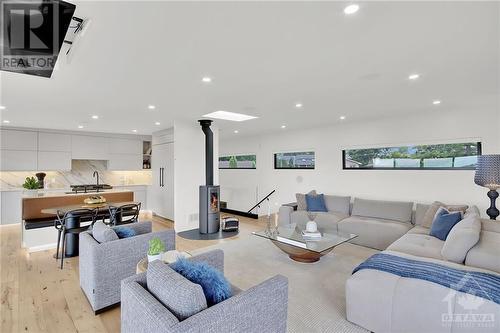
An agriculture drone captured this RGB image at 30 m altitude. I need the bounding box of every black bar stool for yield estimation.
[55,208,98,269]
[108,203,141,226]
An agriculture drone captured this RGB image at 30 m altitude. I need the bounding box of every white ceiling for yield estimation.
[0,1,498,137]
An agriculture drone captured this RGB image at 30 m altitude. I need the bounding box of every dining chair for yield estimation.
[55,208,98,269]
[108,203,141,226]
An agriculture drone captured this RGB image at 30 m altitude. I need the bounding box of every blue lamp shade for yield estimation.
[474,155,500,190]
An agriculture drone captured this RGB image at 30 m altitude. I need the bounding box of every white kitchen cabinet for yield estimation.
[0,150,38,171]
[0,191,23,225]
[148,142,174,220]
[71,135,109,160]
[38,132,71,152]
[113,186,148,210]
[108,138,142,155]
[107,154,143,171]
[133,189,147,210]
[37,151,72,171]
[152,131,174,146]
[0,129,37,150]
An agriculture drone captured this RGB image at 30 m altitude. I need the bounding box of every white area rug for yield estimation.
[192,235,378,333]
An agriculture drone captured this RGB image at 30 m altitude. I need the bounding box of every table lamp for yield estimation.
[474,154,500,220]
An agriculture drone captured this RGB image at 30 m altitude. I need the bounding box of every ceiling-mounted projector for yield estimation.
[0,0,76,78]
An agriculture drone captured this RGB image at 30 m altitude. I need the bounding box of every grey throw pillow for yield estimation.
[422,201,469,229]
[92,221,119,243]
[296,190,317,211]
[147,260,207,320]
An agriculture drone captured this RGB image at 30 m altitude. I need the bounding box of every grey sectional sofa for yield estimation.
[279,196,500,333]
[279,196,416,250]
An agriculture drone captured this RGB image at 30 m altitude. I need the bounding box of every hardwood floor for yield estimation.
[0,213,268,333]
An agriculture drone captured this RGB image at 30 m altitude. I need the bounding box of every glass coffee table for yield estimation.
[253,225,357,263]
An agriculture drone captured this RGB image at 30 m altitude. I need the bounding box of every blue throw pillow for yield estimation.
[114,227,136,239]
[171,258,232,306]
[305,193,328,212]
[430,208,462,241]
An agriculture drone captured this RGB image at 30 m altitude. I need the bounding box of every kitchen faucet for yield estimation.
[93,171,100,192]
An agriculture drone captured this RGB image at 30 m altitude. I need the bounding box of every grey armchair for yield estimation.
[121,249,289,333]
[79,221,175,313]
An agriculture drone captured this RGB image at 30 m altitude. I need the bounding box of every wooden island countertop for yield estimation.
[22,190,134,222]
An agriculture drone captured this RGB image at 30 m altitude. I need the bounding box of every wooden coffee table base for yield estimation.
[271,240,333,263]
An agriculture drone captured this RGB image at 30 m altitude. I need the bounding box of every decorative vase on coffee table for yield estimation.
[306,212,318,232]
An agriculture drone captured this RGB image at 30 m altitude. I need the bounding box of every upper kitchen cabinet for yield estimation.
[107,153,143,171]
[0,129,38,171]
[71,135,109,160]
[107,138,142,155]
[37,132,72,171]
[0,150,38,171]
[38,132,71,152]
[152,131,174,145]
[0,129,37,150]
[37,151,72,171]
[107,137,144,170]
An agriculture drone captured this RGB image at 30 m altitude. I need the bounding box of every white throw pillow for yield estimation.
[441,213,481,264]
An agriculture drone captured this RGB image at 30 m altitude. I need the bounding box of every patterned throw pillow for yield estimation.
[296,190,317,210]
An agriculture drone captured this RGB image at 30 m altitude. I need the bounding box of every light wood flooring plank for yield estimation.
[0,213,268,333]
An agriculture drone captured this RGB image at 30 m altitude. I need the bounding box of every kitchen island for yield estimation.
[21,190,134,252]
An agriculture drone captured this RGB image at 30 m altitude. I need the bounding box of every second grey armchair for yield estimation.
[79,221,175,314]
[121,249,289,333]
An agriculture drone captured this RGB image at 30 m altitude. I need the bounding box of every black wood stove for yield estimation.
[198,120,220,234]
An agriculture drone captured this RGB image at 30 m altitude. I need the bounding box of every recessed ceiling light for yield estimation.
[281,125,286,129]
[0,106,6,110]
[148,105,156,110]
[233,130,239,134]
[3,120,10,124]
[91,115,99,119]
[132,129,137,133]
[155,121,161,125]
[78,125,84,129]
[202,111,258,122]
[432,100,441,105]
[344,4,360,15]
[202,77,212,83]
[295,103,303,108]
[340,116,346,120]
[408,74,420,80]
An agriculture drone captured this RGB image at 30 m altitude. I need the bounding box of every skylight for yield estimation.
[202,111,258,122]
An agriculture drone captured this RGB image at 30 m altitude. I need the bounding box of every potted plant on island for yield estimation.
[22,177,40,197]
[147,237,166,262]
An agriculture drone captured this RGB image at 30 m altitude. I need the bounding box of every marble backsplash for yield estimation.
[0,160,152,190]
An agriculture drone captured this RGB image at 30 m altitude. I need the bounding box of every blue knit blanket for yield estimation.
[353,253,500,305]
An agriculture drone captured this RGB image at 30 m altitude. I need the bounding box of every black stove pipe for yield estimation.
[198,119,214,186]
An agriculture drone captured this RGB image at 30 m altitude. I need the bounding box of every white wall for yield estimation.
[174,120,219,232]
[220,108,500,217]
